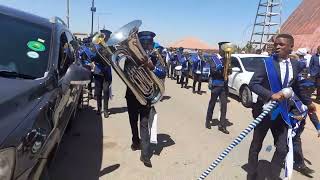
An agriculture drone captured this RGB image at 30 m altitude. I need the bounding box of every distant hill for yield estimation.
[169,37,217,50]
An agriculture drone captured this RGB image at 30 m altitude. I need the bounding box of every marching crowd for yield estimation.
[75,25,320,179]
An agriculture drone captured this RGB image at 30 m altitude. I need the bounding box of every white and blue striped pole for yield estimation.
[198,88,293,180]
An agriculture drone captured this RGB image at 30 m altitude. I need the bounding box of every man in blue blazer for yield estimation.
[247,34,316,180]
[309,46,320,99]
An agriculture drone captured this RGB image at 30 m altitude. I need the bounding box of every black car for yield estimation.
[0,5,90,180]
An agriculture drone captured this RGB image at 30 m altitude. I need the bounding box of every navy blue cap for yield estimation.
[138,31,156,41]
[100,29,112,38]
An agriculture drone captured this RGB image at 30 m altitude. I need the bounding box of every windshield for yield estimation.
[0,14,52,79]
[240,57,266,72]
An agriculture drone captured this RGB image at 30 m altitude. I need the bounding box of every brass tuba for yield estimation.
[221,43,236,81]
[92,20,164,105]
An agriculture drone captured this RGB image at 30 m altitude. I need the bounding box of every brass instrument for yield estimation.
[221,43,236,81]
[151,48,167,67]
[92,20,165,105]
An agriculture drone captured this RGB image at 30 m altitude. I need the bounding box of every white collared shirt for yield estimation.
[304,54,312,68]
[279,58,293,87]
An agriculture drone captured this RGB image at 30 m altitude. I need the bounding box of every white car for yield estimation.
[228,54,268,108]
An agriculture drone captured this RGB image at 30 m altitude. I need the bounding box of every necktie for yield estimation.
[283,60,289,88]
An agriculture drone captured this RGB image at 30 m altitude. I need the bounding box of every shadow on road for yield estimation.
[242,160,272,180]
[109,106,128,115]
[48,106,107,180]
[228,93,240,102]
[185,85,192,89]
[161,96,172,101]
[99,164,120,177]
[150,134,175,157]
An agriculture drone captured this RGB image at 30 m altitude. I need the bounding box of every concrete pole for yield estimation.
[67,0,70,28]
[90,0,96,36]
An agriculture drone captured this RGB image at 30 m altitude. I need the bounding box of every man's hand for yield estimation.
[292,115,305,121]
[143,59,155,70]
[307,103,317,113]
[271,92,285,101]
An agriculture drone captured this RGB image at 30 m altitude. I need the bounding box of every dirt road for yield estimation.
[50,75,320,180]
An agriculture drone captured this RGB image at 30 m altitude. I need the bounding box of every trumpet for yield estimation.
[221,43,235,81]
[92,20,165,105]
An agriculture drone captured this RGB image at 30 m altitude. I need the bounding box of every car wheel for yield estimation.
[240,85,252,108]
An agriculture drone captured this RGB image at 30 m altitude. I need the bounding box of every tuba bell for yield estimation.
[221,43,236,81]
[92,20,164,105]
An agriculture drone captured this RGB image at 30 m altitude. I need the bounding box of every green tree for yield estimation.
[242,42,255,53]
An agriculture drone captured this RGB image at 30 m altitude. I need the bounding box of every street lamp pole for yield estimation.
[90,0,96,36]
[98,16,100,31]
[66,0,70,28]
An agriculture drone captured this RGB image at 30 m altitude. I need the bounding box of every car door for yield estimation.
[64,31,82,122]
[52,31,74,136]
[228,57,242,94]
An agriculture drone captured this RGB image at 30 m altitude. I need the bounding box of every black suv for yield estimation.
[0,5,90,180]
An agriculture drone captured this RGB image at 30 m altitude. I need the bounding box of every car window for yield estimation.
[240,57,266,72]
[0,14,52,78]
[58,32,74,77]
[231,57,241,69]
[65,31,76,55]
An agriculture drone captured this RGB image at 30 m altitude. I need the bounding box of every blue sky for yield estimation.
[1,0,302,47]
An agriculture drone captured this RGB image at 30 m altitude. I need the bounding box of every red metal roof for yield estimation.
[281,0,320,52]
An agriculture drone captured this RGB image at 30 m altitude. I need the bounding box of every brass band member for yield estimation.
[205,42,231,134]
[192,49,204,94]
[247,34,316,179]
[92,29,113,118]
[126,31,166,168]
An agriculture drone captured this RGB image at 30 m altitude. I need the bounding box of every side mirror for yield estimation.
[70,40,80,50]
[232,67,241,72]
[64,63,91,86]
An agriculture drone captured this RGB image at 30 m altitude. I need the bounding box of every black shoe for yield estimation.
[205,122,211,129]
[246,173,257,180]
[192,90,196,94]
[104,112,109,118]
[181,86,183,88]
[218,126,229,134]
[131,143,141,151]
[140,156,152,168]
[294,165,315,176]
[226,121,233,126]
[197,91,202,95]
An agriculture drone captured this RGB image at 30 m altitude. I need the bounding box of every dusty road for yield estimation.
[49,75,320,180]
